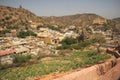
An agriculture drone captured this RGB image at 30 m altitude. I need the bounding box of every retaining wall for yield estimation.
[54,58,120,80]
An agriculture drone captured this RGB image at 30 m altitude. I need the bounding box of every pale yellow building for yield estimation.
[93,17,107,25]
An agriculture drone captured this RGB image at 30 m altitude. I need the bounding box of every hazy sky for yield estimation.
[0,0,120,19]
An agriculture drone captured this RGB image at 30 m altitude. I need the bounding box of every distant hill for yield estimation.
[0,5,116,32]
[0,5,46,30]
[112,18,120,35]
[43,13,107,28]
[113,18,120,23]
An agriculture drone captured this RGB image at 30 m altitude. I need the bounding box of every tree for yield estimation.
[60,37,77,45]
[17,30,37,38]
[94,36,106,53]
[47,25,61,31]
[78,31,85,43]
[13,54,31,63]
[0,29,11,34]
[37,25,44,29]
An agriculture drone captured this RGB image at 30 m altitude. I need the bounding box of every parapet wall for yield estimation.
[54,58,120,80]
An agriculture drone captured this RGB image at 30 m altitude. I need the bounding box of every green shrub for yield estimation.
[13,54,31,63]
[47,25,61,31]
[56,44,71,50]
[87,51,97,57]
[17,31,27,38]
[60,37,77,45]
[17,30,37,38]
[72,44,82,50]
[5,16,11,20]
[80,40,91,47]
[57,39,96,50]
[57,38,97,50]
[0,29,11,34]
[37,25,44,29]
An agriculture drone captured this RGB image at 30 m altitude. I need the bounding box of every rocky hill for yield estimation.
[112,18,120,35]
[0,5,46,30]
[113,18,120,21]
[43,13,107,28]
[0,5,118,33]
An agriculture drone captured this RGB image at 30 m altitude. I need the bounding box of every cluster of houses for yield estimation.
[0,37,41,64]
[0,21,118,65]
[0,27,79,65]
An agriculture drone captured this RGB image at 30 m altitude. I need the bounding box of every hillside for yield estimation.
[0,5,109,30]
[43,13,107,28]
[112,18,120,35]
[113,18,120,22]
[0,5,118,33]
[0,5,46,30]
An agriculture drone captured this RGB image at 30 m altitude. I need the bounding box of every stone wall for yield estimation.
[99,63,120,80]
[54,58,120,80]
